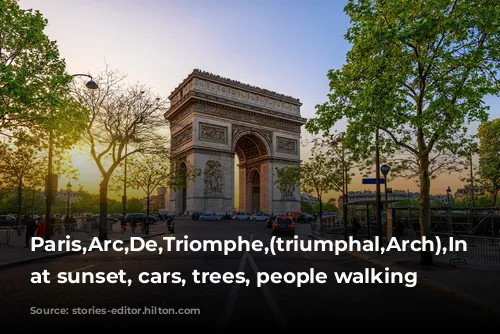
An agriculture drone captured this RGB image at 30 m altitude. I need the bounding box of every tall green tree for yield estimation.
[0,134,44,225]
[0,0,71,134]
[478,119,500,206]
[307,0,500,265]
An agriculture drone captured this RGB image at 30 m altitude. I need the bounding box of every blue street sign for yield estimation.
[362,178,386,185]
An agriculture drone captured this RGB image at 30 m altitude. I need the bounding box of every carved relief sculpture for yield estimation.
[276,137,297,155]
[172,126,193,149]
[280,184,295,200]
[204,160,224,195]
[199,123,228,144]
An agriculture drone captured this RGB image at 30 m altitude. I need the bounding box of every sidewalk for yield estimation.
[0,222,168,269]
[308,231,500,315]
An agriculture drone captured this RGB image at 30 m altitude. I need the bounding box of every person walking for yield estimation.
[36,218,46,239]
[351,216,361,240]
[130,218,137,234]
[143,218,150,235]
[120,216,126,234]
[25,216,38,248]
[64,215,71,235]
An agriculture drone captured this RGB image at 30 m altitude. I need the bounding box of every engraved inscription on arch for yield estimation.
[276,137,297,155]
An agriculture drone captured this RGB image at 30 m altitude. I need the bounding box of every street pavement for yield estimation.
[0,219,495,329]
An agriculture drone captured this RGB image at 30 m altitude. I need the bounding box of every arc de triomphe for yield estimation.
[165,70,306,215]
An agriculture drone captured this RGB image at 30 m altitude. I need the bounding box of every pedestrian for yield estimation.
[120,216,126,234]
[143,218,150,235]
[25,216,38,248]
[351,216,361,240]
[36,218,46,239]
[130,218,137,234]
[64,215,71,235]
[395,221,405,242]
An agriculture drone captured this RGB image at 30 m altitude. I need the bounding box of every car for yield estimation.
[232,213,249,220]
[92,215,117,224]
[108,214,122,223]
[0,215,16,227]
[191,212,203,221]
[125,213,147,224]
[199,213,222,221]
[297,213,315,224]
[271,216,295,236]
[251,213,268,221]
[265,216,276,228]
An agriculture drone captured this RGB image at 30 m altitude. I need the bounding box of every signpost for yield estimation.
[362,178,385,185]
[381,165,391,241]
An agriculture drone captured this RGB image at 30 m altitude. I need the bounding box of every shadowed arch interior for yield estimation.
[234,133,268,162]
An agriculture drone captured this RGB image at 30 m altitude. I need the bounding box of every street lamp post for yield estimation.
[375,129,382,254]
[44,74,98,241]
[122,142,128,218]
[446,186,452,205]
[333,133,349,241]
[66,181,72,216]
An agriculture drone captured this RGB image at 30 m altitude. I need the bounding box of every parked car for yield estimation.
[271,216,295,236]
[297,213,315,224]
[250,213,268,221]
[191,212,203,221]
[157,213,175,221]
[232,213,249,220]
[108,214,122,223]
[0,215,16,227]
[92,215,117,224]
[199,213,222,221]
[125,213,147,224]
[265,216,276,228]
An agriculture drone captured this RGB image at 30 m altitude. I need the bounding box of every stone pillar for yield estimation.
[239,166,247,213]
[260,161,270,214]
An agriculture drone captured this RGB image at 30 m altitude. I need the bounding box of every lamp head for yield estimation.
[85,80,99,90]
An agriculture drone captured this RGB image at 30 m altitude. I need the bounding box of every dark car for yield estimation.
[125,213,146,224]
[92,215,116,224]
[0,215,16,227]
[191,212,203,221]
[266,216,276,228]
[297,213,315,224]
[271,216,295,236]
[158,214,175,221]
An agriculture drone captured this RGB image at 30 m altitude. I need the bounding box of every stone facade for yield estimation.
[165,70,306,215]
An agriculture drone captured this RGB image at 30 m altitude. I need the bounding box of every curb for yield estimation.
[0,232,166,270]
[308,233,500,316]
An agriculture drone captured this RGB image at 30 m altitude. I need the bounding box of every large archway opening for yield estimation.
[233,133,269,214]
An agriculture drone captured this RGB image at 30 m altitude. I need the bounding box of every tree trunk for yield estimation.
[419,153,433,266]
[16,180,23,236]
[491,189,498,207]
[318,196,323,235]
[99,177,110,240]
[146,194,150,220]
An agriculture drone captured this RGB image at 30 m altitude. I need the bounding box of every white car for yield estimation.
[250,213,268,221]
[232,213,249,220]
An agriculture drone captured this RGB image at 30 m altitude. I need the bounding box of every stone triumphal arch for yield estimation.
[165,70,306,215]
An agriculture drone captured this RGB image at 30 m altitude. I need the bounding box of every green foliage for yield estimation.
[307,0,500,263]
[0,0,72,134]
[300,201,313,213]
[478,119,500,205]
[314,202,338,213]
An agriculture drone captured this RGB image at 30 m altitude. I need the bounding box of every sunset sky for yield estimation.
[20,0,500,203]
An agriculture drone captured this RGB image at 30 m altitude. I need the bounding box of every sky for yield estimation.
[19,0,500,203]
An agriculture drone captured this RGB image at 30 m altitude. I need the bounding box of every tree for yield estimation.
[123,154,200,219]
[275,142,341,225]
[0,0,71,134]
[327,198,337,208]
[0,135,45,226]
[73,66,168,240]
[478,119,500,206]
[308,0,500,266]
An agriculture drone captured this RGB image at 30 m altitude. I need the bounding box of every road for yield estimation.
[0,219,494,329]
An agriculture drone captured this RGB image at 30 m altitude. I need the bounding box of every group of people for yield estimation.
[23,214,77,248]
[120,217,149,235]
